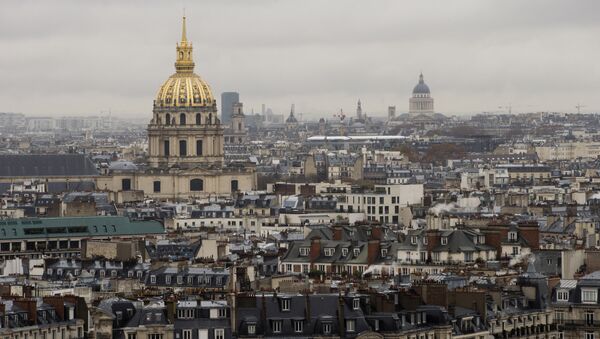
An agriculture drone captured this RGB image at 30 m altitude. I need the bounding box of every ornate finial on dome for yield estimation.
[419,72,424,83]
[181,14,187,43]
[175,15,194,73]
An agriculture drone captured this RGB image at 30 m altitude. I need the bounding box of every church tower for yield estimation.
[230,102,246,144]
[148,16,224,168]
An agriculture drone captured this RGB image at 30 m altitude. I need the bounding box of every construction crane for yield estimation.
[575,103,586,114]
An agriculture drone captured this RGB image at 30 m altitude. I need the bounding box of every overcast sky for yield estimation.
[1,0,600,119]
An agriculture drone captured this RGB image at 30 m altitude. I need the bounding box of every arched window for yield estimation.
[180,113,186,125]
[165,114,171,125]
[208,113,212,125]
[190,179,204,191]
[238,122,242,131]
[196,113,201,125]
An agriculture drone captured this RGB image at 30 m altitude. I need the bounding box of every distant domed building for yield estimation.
[409,73,434,114]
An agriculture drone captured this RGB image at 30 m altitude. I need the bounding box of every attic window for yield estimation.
[509,232,517,241]
[411,236,417,245]
[353,298,360,310]
[381,249,388,257]
[281,298,291,311]
[324,248,335,256]
[423,237,428,245]
[353,248,360,256]
[441,237,448,245]
[299,247,310,256]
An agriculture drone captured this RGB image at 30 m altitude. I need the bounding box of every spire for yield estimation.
[181,15,187,43]
[175,15,194,73]
[419,72,424,83]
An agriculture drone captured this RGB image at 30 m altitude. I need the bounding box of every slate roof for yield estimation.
[0,154,99,177]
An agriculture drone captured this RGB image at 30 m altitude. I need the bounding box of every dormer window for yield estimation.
[299,247,310,256]
[150,275,156,284]
[557,290,569,302]
[582,289,597,304]
[423,237,428,245]
[342,248,348,256]
[281,298,291,311]
[411,236,417,245]
[353,298,360,310]
[353,248,360,256]
[509,232,517,241]
[441,237,448,245]
[165,275,171,284]
[324,248,335,256]
[381,249,388,257]
[177,276,183,284]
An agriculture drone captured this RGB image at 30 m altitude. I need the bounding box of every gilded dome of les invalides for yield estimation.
[154,16,214,108]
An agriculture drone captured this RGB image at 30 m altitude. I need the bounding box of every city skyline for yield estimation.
[1,0,600,118]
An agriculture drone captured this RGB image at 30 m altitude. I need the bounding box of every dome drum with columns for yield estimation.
[147,16,224,169]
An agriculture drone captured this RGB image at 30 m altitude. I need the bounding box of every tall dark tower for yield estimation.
[221,92,239,124]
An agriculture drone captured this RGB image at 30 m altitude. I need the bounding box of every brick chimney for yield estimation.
[14,299,37,325]
[371,226,383,241]
[332,226,343,241]
[43,296,65,321]
[310,236,322,263]
[367,240,381,265]
[425,230,440,252]
[518,221,540,250]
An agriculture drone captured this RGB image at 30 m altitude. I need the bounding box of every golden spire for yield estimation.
[181,15,187,43]
[175,15,194,73]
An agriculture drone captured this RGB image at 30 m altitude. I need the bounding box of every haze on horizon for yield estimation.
[1,0,599,119]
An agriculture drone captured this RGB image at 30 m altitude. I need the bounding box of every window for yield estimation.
[509,232,517,241]
[512,247,519,255]
[177,276,183,284]
[231,179,239,192]
[354,248,360,256]
[346,319,356,332]
[381,249,388,257]
[127,334,137,339]
[323,323,332,334]
[554,311,565,324]
[196,140,203,156]
[342,248,348,256]
[294,320,303,333]
[272,320,282,333]
[164,140,170,156]
[557,290,569,302]
[324,248,335,256]
[153,181,161,193]
[299,247,309,256]
[196,113,201,125]
[441,237,448,245]
[47,268,53,275]
[353,298,360,310]
[248,324,256,335]
[150,275,156,283]
[180,113,186,125]
[148,335,163,339]
[585,332,595,339]
[218,308,226,318]
[121,178,131,191]
[582,289,598,303]
[182,330,192,339]
[585,311,594,325]
[165,275,171,284]
[165,113,171,125]
[281,299,290,311]
[179,140,187,156]
[190,179,204,191]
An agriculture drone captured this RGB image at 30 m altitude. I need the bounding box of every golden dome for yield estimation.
[154,16,215,108]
